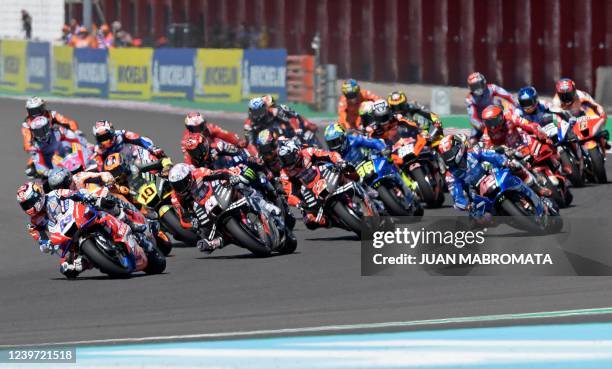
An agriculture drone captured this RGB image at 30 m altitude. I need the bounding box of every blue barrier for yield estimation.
[152,48,196,100]
[74,48,109,97]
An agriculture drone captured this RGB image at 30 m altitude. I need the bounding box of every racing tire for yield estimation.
[143,244,166,274]
[559,150,584,187]
[154,232,173,256]
[278,230,298,255]
[500,198,545,233]
[545,178,567,209]
[589,147,607,184]
[160,209,198,246]
[410,167,441,208]
[81,239,131,277]
[225,217,272,257]
[332,201,362,236]
[377,185,412,216]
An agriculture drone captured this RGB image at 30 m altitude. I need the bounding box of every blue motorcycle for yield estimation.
[471,167,561,233]
[539,114,584,187]
[354,153,423,216]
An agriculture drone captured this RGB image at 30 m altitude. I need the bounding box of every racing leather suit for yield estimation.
[22,111,79,152]
[29,127,86,177]
[466,84,517,138]
[368,116,421,145]
[244,104,318,146]
[552,90,607,119]
[93,130,164,170]
[337,90,381,130]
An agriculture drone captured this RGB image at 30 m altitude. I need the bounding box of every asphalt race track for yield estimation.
[1,97,612,346]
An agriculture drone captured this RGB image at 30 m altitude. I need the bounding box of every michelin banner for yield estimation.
[242,49,287,101]
[0,40,27,93]
[109,48,153,100]
[152,48,196,99]
[74,48,108,97]
[195,49,243,103]
[26,42,50,92]
[51,45,73,95]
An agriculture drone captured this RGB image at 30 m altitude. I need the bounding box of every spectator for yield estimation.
[60,24,72,45]
[21,10,32,40]
[96,24,114,49]
[247,25,259,48]
[69,26,96,48]
[257,26,269,48]
[112,21,134,47]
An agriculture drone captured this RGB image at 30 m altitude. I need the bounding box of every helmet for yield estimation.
[341,79,360,100]
[323,123,348,153]
[182,133,211,163]
[93,120,116,149]
[438,135,467,168]
[372,99,392,126]
[262,94,276,108]
[184,112,207,133]
[103,153,130,183]
[518,86,539,114]
[248,97,268,122]
[359,101,375,127]
[256,129,277,157]
[168,163,193,196]
[555,78,576,108]
[467,72,487,97]
[482,105,505,135]
[277,138,300,167]
[30,116,52,143]
[387,91,409,113]
[16,182,45,216]
[25,96,47,117]
[48,167,72,190]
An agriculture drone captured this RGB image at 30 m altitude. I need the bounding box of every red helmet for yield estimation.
[482,105,505,135]
[182,133,210,163]
[17,182,45,216]
[555,78,576,108]
[467,72,487,96]
[93,120,116,149]
[184,112,207,133]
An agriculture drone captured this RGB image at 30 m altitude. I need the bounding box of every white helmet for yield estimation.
[26,96,47,117]
[277,138,301,167]
[168,163,193,196]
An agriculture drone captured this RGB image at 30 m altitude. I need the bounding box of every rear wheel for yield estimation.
[81,238,131,276]
[160,209,198,245]
[559,150,584,187]
[589,147,607,183]
[225,216,272,257]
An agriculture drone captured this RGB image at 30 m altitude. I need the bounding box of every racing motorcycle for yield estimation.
[354,153,423,216]
[571,111,608,184]
[191,177,297,257]
[49,196,166,278]
[539,114,584,187]
[391,135,445,208]
[471,167,562,233]
[297,163,378,236]
[520,135,573,209]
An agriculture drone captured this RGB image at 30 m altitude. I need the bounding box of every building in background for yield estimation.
[0,0,64,42]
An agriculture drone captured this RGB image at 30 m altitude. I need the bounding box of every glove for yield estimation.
[149,146,166,158]
[237,139,248,148]
[98,196,117,210]
[39,240,55,254]
[229,175,249,186]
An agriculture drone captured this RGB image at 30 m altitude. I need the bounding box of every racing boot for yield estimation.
[303,212,328,230]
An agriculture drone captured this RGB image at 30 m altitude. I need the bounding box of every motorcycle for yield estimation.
[297,163,378,236]
[571,111,608,184]
[49,197,166,278]
[191,178,297,257]
[354,153,423,216]
[471,167,562,233]
[391,135,445,208]
[521,135,573,209]
[539,114,584,187]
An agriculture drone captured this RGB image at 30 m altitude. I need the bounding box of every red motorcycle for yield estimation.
[520,135,573,209]
[572,112,608,183]
[49,196,165,278]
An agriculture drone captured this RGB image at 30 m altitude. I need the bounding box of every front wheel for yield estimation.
[410,167,443,208]
[81,238,132,277]
[144,244,166,274]
[377,185,413,216]
[160,209,198,246]
[589,147,607,184]
[559,150,584,187]
[332,201,362,236]
[500,198,545,233]
[224,216,272,257]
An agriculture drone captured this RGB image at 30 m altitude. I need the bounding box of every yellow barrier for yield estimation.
[108,48,153,100]
[52,46,74,96]
[194,49,243,103]
[0,40,27,93]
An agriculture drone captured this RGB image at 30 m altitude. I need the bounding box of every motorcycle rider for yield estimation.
[337,79,381,130]
[552,78,607,119]
[480,105,553,197]
[182,131,252,169]
[92,120,166,169]
[277,138,358,229]
[368,99,422,144]
[28,116,87,178]
[358,101,376,134]
[324,122,387,164]
[244,97,318,147]
[255,129,285,176]
[465,72,517,143]
[182,111,249,150]
[22,97,80,153]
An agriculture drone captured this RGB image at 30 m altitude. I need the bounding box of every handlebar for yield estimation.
[136,160,164,173]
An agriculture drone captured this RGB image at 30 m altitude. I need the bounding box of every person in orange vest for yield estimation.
[337,79,380,131]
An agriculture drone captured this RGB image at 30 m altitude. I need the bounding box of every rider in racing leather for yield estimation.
[255,129,286,177]
[324,122,387,164]
[244,97,318,147]
[182,112,250,152]
[367,99,422,144]
[465,72,517,143]
[552,78,607,119]
[92,120,166,170]
[27,116,87,177]
[337,79,381,130]
[277,138,357,229]
[182,131,256,169]
[21,96,80,152]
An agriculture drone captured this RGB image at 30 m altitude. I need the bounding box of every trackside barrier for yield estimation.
[286,55,314,104]
[0,39,288,103]
[595,67,612,112]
